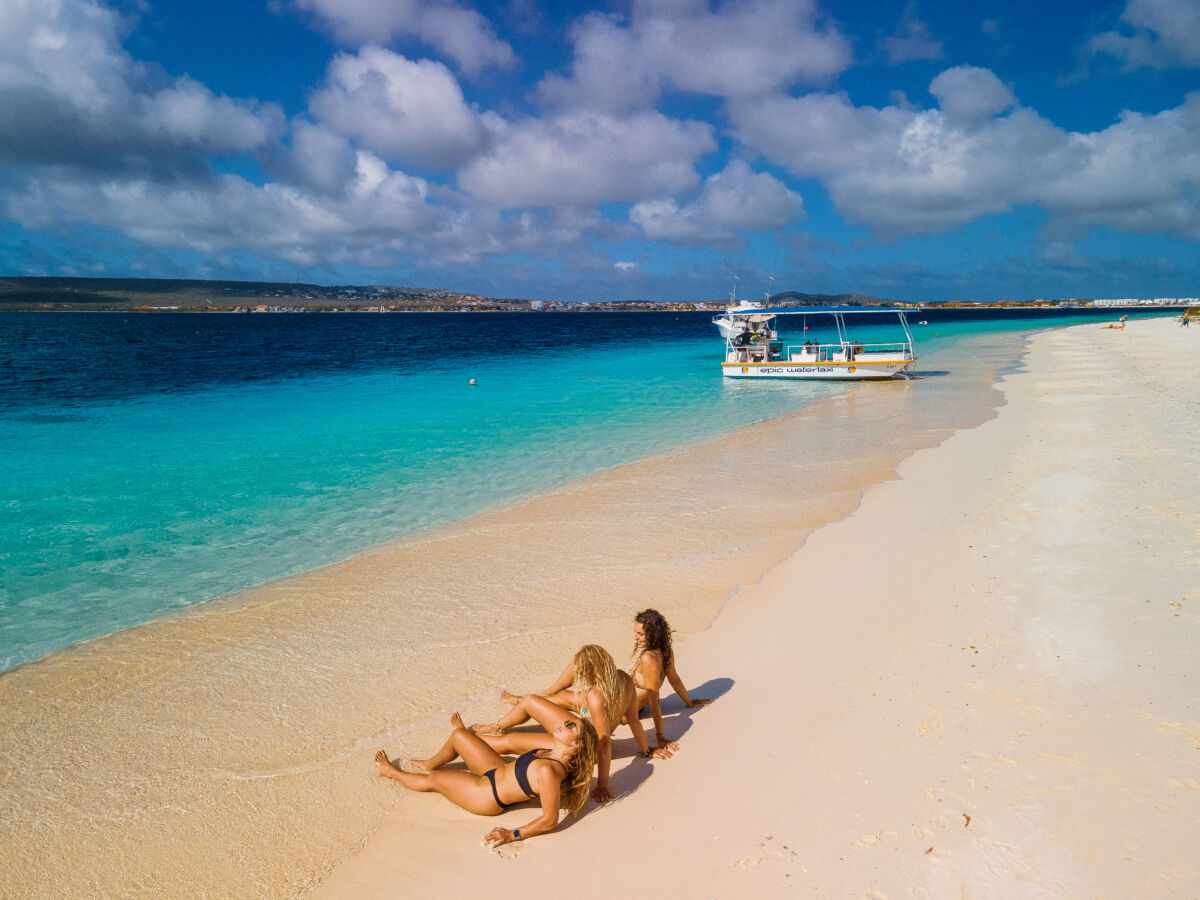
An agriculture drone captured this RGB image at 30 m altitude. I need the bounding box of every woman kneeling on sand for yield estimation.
[374,697,597,847]
[630,608,712,747]
[474,644,671,803]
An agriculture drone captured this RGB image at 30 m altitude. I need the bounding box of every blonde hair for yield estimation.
[559,718,599,814]
[571,644,626,728]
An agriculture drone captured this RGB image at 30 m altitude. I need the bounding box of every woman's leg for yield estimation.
[476,691,581,734]
[411,712,502,772]
[408,716,464,772]
[374,752,500,816]
[478,731,554,755]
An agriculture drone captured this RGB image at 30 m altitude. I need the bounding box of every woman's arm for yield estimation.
[587,685,615,803]
[484,762,564,847]
[637,652,670,744]
[666,658,712,708]
[623,677,673,760]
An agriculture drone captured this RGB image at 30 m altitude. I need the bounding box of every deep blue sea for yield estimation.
[0,306,1172,671]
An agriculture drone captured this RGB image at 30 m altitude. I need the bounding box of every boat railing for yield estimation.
[785,340,912,363]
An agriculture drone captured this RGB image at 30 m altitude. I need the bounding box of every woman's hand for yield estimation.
[484,826,516,848]
[591,784,614,804]
[656,737,680,753]
[649,745,673,759]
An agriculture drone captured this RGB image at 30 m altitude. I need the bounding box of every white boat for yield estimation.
[721,306,917,380]
[712,276,773,339]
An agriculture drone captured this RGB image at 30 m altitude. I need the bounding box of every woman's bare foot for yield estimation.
[499,690,521,706]
[450,711,465,730]
[471,722,505,735]
[374,749,403,780]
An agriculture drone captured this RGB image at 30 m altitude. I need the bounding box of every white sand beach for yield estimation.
[2,317,1195,898]
[315,317,1199,898]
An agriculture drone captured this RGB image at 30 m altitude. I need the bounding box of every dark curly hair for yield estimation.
[634,608,673,670]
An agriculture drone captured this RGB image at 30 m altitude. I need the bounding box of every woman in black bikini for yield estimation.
[373,697,597,847]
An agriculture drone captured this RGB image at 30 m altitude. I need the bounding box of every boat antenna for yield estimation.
[763,274,775,305]
[730,274,739,304]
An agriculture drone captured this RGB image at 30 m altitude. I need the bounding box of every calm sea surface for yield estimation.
[0,306,1166,671]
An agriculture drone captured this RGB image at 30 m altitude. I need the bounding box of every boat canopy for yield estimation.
[733,306,914,316]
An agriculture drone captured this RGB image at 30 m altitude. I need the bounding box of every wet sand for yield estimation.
[2,325,1055,897]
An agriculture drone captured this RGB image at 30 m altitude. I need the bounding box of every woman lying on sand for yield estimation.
[630,608,712,746]
[374,698,597,847]
[473,644,671,803]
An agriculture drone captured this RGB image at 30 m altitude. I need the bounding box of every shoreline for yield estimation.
[2,325,1044,897]
[313,318,1200,897]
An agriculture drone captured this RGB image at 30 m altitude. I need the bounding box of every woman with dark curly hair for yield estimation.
[630,609,712,747]
[373,698,598,848]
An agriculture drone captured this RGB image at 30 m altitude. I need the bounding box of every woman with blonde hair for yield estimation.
[630,608,712,748]
[374,696,597,847]
[474,644,671,803]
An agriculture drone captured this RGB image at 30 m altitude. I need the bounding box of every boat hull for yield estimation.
[721,359,915,380]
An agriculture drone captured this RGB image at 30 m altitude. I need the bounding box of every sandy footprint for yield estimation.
[730,852,780,869]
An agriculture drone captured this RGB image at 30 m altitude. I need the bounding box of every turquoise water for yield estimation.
[0,308,1169,671]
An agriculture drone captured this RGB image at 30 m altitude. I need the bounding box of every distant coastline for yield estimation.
[0,275,1193,313]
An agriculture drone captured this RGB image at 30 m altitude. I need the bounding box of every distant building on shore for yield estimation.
[1090,298,1197,307]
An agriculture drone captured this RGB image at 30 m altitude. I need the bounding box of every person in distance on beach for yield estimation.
[629,608,712,748]
[473,644,671,803]
[373,700,597,847]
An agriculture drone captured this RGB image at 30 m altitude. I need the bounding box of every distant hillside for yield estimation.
[0,276,328,295]
[0,276,329,308]
[769,291,894,306]
[0,276,480,310]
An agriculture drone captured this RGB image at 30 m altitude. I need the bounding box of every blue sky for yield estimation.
[1,0,1198,301]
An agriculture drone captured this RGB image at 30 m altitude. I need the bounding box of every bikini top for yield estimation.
[513,749,566,799]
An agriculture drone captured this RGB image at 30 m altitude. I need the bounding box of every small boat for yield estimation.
[720,306,917,380]
[712,275,774,339]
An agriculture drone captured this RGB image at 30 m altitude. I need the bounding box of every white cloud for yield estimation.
[1035,95,1200,237]
[929,66,1015,123]
[0,0,131,111]
[536,13,664,113]
[309,48,488,170]
[289,0,514,75]
[731,69,1200,240]
[614,260,639,271]
[0,0,282,174]
[1085,0,1200,69]
[4,153,437,260]
[537,0,851,113]
[630,160,804,246]
[882,3,944,64]
[457,110,716,207]
[139,77,279,153]
[263,120,359,196]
